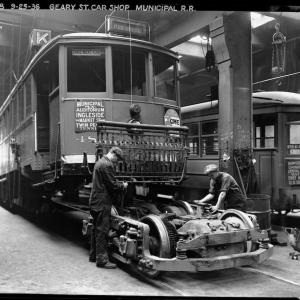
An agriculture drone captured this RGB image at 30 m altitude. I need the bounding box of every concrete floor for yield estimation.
[0,205,300,297]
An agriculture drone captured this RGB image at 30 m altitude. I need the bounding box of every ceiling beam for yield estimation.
[152,11,233,48]
[172,41,206,58]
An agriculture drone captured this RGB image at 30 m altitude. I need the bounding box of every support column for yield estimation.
[210,12,252,179]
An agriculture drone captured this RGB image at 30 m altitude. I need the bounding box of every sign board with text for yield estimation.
[287,144,300,155]
[30,29,51,49]
[287,160,300,185]
[106,16,149,40]
[75,100,105,132]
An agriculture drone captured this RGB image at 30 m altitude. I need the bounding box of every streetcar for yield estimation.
[0,16,273,277]
[181,91,300,214]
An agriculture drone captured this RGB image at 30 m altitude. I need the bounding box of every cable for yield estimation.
[128,11,133,104]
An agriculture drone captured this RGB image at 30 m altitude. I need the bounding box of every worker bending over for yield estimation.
[194,164,247,213]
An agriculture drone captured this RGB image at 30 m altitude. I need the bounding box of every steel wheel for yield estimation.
[140,214,177,278]
[220,209,254,252]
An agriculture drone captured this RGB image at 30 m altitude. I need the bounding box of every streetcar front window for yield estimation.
[153,53,176,101]
[67,47,106,92]
[112,47,147,96]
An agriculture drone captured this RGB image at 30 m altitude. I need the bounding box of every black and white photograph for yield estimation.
[0,4,300,298]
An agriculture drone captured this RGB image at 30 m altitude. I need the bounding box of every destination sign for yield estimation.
[106,16,149,40]
[75,100,105,132]
[72,49,104,56]
[287,160,300,185]
[287,144,300,155]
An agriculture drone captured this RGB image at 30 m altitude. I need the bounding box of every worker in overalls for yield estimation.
[89,146,128,268]
[194,164,247,213]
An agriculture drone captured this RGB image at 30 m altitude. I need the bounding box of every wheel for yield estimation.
[220,209,255,252]
[139,214,178,278]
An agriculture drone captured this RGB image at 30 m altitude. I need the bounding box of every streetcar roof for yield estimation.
[180,91,300,114]
[252,91,300,105]
[61,32,176,52]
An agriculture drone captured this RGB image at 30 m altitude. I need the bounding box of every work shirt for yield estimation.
[208,172,247,211]
[89,156,124,211]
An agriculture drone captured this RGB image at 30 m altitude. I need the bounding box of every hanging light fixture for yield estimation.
[203,35,215,72]
[272,22,286,75]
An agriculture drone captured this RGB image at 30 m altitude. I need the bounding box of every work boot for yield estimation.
[96,261,117,269]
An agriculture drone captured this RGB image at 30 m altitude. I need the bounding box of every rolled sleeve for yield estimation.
[219,175,231,192]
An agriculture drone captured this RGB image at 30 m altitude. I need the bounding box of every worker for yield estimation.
[128,104,142,124]
[194,164,247,213]
[89,146,128,269]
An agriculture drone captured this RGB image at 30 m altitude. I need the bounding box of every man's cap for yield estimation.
[204,164,219,174]
[110,146,124,161]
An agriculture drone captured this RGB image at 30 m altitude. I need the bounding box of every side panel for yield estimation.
[49,94,60,165]
[60,99,175,160]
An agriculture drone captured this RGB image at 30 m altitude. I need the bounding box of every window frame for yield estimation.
[65,45,109,99]
[185,119,219,158]
[253,114,277,149]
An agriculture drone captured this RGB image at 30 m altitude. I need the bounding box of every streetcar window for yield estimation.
[255,127,261,148]
[201,121,218,156]
[112,47,146,96]
[289,123,300,155]
[153,53,176,100]
[254,115,277,148]
[255,125,275,148]
[265,125,275,148]
[185,120,218,156]
[67,47,106,92]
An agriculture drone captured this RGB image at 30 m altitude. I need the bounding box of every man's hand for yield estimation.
[211,205,219,213]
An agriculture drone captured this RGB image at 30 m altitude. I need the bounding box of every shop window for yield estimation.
[67,47,106,92]
[153,52,176,100]
[112,47,146,96]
